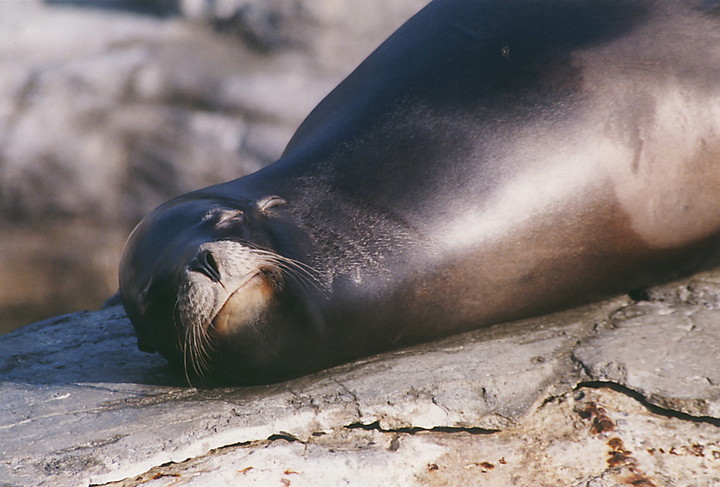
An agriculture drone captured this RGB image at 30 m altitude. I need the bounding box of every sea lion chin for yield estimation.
[120,0,720,385]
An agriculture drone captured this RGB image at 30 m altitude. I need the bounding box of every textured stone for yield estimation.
[2,277,720,486]
[0,299,613,486]
[574,301,720,418]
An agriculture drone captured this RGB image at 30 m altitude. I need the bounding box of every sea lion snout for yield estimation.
[179,242,275,325]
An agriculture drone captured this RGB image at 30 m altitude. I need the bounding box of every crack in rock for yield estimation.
[579,382,720,427]
[331,378,363,419]
[572,298,720,419]
[344,420,499,435]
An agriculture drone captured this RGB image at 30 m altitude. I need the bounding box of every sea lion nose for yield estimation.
[189,250,222,283]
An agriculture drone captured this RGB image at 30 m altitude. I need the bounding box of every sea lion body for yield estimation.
[120,0,720,384]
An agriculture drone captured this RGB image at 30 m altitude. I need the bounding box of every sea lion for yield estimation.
[120,0,720,385]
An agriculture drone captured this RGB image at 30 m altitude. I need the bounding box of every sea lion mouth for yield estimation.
[211,271,275,336]
[172,241,322,382]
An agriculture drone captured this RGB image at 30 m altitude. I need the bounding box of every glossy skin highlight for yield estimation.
[120,0,720,385]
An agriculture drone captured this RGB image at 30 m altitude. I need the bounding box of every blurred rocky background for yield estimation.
[0,0,429,332]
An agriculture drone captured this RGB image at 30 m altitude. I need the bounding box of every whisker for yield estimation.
[247,247,327,295]
[257,250,323,278]
[276,261,326,294]
[189,312,213,383]
[174,282,218,386]
[173,294,191,386]
[181,312,195,387]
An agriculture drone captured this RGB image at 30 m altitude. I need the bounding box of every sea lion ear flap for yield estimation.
[257,195,288,214]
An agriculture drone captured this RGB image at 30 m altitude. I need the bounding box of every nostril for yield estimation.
[190,250,222,283]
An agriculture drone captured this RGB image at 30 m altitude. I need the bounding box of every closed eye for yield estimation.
[257,195,288,214]
[202,208,244,227]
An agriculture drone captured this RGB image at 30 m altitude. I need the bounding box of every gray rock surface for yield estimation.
[2,271,720,486]
[575,303,720,418]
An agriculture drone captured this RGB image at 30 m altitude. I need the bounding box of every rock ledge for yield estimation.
[2,271,720,486]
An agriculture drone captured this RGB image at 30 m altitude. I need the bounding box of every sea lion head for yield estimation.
[119,194,324,385]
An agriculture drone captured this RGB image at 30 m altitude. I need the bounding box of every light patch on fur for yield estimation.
[212,274,274,336]
[573,7,720,248]
[603,85,720,248]
[441,25,720,253]
[438,126,610,252]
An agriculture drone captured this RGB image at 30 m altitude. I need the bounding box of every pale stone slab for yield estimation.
[101,387,720,487]
[0,300,617,486]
